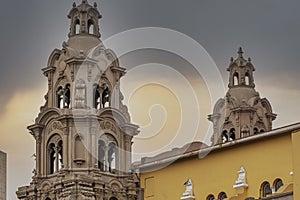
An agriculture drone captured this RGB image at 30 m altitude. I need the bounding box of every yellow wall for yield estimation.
[292,130,300,199]
[140,133,294,200]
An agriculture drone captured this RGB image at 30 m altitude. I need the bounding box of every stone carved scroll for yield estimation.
[50,121,64,132]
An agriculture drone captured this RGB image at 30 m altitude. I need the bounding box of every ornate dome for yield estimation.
[208,47,276,144]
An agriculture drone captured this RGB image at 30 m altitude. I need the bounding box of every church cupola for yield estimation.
[208,47,277,144]
[227,47,255,88]
[68,0,102,38]
[17,1,141,200]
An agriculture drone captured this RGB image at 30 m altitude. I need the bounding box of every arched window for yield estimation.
[254,127,259,135]
[222,130,228,143]
[273,178,283,192]
[260,129,265,133]
[218,192,227,200]
[98,140,105,171]
[57,84,71,109]
[206,194,215,200]
[47,135,63,174]
[102,87,110,108]
[108,142,117,173]
[229,128,236,141]
[93,84,101,109]
[88,19,95,35]
[245,72,250,85]
[109,197,118,200]
[233,72,239,86]
[261,182,272,197]
[56,86,64,109]
[45,198,51,200]
[75,19,80,34]
[97,135,118,173]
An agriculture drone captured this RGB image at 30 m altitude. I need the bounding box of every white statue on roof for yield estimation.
[234,166,248,189]
[181,178,195,200]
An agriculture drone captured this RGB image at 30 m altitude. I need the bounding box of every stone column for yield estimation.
[87,127,92,168]
[55,146,59,172]
[91,130,96,168]
[120,123,139,173]
[124,135,132,173]
[67,126,73,169]
[104,146,108,172]
[29,124,44,176]
[63,127,69,169]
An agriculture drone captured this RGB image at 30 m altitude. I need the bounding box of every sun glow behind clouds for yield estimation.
[0,86,45,200]
[121,63,213,160]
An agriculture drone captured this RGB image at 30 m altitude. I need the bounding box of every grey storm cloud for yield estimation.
[1,1,300,199]
[0,0,299,112]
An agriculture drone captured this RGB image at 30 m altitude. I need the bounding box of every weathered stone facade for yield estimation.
[208,48,277,144]
[16,1,141,199]
[0,150,6,200]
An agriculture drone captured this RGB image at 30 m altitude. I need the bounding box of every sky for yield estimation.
[0,0,300,199]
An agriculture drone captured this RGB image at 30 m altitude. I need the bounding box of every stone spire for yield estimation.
[208,47,277,144]
[237,47,243,58]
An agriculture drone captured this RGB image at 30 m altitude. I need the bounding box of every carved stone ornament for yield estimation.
[34,134,42,144]
[181,178,195,200]
[88,65,93,82]
[111,183,120,191]
[74,79,86,108]
[50,121,64,132]
[233,166,248,189]
[100,121,117,132]
[71,63,75,81]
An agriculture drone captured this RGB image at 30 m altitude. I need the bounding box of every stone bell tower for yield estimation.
[208,47,277,144]
[16,1,141,199]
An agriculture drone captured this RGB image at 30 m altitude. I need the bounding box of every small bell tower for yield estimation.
[208,47,277,144]
[227,47,255,89]
[68,0,101,38]
[16,1,141,200]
